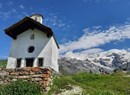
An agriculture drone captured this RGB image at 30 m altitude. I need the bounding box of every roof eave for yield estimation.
[4,16,60,49]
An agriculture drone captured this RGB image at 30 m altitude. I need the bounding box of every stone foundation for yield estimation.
[0,67,53,91]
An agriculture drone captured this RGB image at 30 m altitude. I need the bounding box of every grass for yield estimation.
[49,72,130,95]
[0,60,130,95]
[0,60,7,68]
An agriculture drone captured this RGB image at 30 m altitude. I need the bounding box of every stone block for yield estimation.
[3,80,8,83]
[23,67,32,71]
[42,81,50,87]
[12,79,17,81]
[10,72,19,75]
[31,67,41,72]
[6,68,15,72]
[29,71,35,75]
[15,68,24,72]
[31,74,41,78]
[0,71,9,80]
[0,81,3,84]
[17,76,31,79]
[19,71,29,75]
[46,70,52,76]
[42,77,49,81]
[41,73,50,78]
[32,78,42,81]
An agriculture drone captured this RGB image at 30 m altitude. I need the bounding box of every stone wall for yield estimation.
[0,67,53,91]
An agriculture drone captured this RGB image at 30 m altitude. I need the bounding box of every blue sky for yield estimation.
[1,0,130,59]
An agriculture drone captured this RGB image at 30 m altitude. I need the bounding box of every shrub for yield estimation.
[0,80,42,95]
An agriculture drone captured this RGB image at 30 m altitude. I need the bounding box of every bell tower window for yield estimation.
[30,34,34,40]
[35,17,37,21]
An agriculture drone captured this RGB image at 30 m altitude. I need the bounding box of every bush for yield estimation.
[0,80,42,95]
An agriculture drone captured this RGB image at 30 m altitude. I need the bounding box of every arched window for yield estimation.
[30,34,34,40]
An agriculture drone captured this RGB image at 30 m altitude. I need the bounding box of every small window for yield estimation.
[38,58,43,67]
[30,34,34,40]
[16,59,21,68]
[28,46,35,53]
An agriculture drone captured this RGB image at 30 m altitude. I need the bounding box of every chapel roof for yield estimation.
[4,16,59,49]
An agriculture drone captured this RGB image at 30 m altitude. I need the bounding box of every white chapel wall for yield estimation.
[7,28,59,72]
[9,28,50,58]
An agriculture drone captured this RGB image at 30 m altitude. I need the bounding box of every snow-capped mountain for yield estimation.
[59,49,130,74]
[87,49,130,69]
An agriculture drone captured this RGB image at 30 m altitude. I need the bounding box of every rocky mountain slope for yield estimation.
[58,49,130,74]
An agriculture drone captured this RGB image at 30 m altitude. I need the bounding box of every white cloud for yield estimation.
[0,6,27,20]
[22,11,28,16]
[0,11,13,19]
[0,8,17,20]
[12,9,16,12]
[7,1,13,6]
[61,48,104,60]
[127,48,130,52]
[60,24,130,55]
[44,13,71,32]
[0,3,2,8]
[19,5,25,9]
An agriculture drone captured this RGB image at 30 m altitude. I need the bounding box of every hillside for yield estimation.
[49,72,130,95]
[0,71,130,95]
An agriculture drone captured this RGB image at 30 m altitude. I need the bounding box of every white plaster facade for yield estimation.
[6,14,59,72]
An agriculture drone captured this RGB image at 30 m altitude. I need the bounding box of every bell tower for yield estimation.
[30,14,43,24]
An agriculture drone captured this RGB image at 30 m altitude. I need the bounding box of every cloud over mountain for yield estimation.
[60,24,130,59]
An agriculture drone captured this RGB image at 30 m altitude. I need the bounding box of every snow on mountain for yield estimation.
[59,49,130,74]
[86,49,129,68]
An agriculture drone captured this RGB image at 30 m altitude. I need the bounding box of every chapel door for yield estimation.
[26,58,34,67]
[16,58,22,68]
